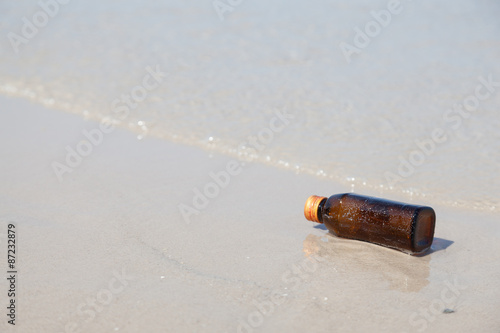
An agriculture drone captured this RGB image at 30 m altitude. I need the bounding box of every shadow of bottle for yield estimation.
[303,232,453,293]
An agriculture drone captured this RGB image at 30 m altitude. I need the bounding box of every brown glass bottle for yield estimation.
[304,193,436,254]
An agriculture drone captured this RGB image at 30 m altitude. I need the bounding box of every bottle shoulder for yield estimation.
[325,193,350,206]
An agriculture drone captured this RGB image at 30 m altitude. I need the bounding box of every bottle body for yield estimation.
[305,193,436,254]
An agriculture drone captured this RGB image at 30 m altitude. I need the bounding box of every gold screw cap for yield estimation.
[304,195,326,223]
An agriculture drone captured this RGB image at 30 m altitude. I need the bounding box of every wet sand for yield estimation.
[0,95,499,332]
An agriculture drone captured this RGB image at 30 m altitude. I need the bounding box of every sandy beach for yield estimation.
[0,95,499,332]
[1,0,500,332]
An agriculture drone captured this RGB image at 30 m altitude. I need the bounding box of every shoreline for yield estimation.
[1,84,497,214]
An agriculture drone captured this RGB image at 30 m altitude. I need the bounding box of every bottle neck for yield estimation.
[317,198,326,223]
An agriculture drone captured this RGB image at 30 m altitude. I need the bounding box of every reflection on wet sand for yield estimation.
[303,233,431,293]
